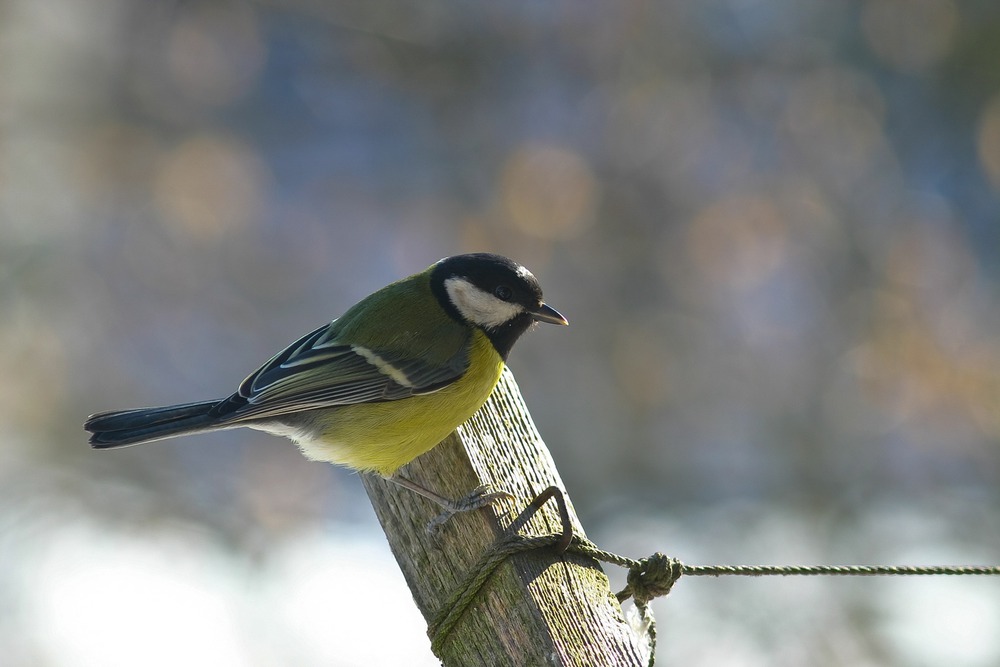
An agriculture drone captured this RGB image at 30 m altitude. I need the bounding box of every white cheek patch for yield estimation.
[444,277,524,329]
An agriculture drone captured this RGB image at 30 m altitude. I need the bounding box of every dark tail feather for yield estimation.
[85,400,227,448]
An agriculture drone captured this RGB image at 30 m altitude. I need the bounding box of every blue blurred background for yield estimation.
[3,1,1000,665]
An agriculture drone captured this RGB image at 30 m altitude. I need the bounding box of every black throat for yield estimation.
[479,313,535,360]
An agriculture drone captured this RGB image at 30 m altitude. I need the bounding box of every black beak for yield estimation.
[529,303,569,326]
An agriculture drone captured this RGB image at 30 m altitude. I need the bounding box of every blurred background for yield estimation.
[3,0,1000,665]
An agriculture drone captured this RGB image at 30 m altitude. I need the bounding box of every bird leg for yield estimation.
[384,475,513,534]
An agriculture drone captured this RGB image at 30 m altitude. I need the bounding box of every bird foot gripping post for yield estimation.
[363,368,651,667]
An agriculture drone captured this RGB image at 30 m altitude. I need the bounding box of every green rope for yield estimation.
[428,532,568,655]
[681,564,1000,577]
[427,489,1000,665]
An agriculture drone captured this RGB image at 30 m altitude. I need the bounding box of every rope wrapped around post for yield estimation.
[429,486,1000,667]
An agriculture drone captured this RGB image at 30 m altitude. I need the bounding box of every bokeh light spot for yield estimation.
[977,94,1000,191]
[153,135,271,241]
[784,68,890,185]
[166,4,265,107]
[687,195,788,291]
[612,324,672,410]
[862,0,957,73]
[501,144,598,240]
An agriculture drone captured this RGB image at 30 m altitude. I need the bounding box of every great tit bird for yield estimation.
[85,253,567,516]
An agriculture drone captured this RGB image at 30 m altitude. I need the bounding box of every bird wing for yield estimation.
[212,321,471,422]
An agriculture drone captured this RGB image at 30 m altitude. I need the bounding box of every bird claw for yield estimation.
[425,485,514,536]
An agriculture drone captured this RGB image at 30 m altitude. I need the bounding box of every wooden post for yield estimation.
[363,368,648,667]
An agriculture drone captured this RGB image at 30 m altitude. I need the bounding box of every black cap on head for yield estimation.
[436,253,541,304]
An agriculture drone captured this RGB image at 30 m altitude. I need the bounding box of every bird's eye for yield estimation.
[494,285,513,301]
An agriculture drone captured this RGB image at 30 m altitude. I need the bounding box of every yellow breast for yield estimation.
[293,330,504,476]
